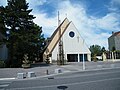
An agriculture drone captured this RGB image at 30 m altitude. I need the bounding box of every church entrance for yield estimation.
[67,54,78,62]
[79,54,88,62]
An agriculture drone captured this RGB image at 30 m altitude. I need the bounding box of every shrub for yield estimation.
[22,54,31,68]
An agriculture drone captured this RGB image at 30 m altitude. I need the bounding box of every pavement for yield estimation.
[4,66,120,90]
[0,61,120,80]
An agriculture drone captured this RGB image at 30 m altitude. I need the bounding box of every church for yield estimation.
[43,18,91,63]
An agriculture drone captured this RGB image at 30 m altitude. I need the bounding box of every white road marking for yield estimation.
[0,78,15,81]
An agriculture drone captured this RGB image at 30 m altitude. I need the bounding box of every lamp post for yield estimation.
[82,39,85,70]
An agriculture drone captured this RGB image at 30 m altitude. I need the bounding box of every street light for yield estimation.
[82,39,85,70]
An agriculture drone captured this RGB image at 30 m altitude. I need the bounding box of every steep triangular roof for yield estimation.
[44,18,71,55]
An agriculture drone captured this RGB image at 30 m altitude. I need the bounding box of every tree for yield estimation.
[0,0,45,67]
[0,6,6,45]
[101,47,106,53]
[112,46,116,52]
[89,45,105,61]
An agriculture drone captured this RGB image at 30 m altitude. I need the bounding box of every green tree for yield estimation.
[89,45,105,61]
[0,0,45,67]
[0,6,6,45]
[112,46,116,52]
[101,47,106,53]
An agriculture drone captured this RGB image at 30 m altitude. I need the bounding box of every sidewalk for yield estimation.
[0,63,61,79]
[0,61,120,80]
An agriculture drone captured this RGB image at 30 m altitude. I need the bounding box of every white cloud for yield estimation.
[27,0,47,13]
[95,13,120,31]
[27,0,46,7]
[1,0,119,49]
[56,1,112,48]
[32,0,120,49]
[33,13,57,36]
[108,0,120,12]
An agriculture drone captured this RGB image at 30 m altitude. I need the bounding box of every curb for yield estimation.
[0,78,16,81]
[0,67,120,81]
[13,67,120,81]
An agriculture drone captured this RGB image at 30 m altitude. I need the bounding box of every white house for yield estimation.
[43,18,91,63]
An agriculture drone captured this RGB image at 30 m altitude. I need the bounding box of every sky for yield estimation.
[0,0,120,49]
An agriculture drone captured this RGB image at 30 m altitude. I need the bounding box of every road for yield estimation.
[1,68,119,90]
[0,81,12,90]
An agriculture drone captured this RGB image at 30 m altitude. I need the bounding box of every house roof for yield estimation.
[50,18,70,41]
[110,31,120,38]
[44,18,71,55]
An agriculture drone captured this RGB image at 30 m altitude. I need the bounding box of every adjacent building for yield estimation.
[43,18,91,63]
[108,31,120,51]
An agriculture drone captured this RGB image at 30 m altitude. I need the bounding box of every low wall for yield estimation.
[106,59,120,62]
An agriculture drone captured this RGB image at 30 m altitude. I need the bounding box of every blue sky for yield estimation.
[0,0,120,49]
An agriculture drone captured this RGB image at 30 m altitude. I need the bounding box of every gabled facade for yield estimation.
[43,18,91,63]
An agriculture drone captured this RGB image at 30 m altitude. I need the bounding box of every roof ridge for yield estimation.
[50,18,69,40]
[44,18,70,55]
[49,21,72,54]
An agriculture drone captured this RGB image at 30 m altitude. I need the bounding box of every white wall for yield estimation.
[52,22,91,61]
[63,22,90,54]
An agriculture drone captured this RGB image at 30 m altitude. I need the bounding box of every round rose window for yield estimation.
[69,31,75,38]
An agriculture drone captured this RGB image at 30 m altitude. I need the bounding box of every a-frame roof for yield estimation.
[44,18,71,55]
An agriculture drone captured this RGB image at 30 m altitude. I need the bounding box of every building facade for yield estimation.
[108,31,120,51]
[43,18,91,63]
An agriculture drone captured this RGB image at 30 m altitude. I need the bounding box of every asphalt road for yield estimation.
[0,81,12,90]
[1,68,120,90]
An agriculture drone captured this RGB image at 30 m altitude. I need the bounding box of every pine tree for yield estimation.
[0,6,6,45]
[1,0,45,67]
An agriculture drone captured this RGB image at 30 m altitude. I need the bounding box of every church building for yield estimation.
[43,18,91,63]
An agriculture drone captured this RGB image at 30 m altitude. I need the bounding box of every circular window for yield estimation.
[69,31,75,38]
